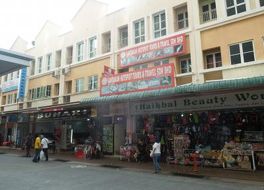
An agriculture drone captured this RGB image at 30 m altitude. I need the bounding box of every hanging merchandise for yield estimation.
[172,114,181,124]
[208,112,219,125]
[160,135,165,145]
[173,135,190,164]
[181,113,188,125]
[188,113,194,124]
[200,112,208,124]
[219,112,227,125]
[193,113,199,124]
[166,115,172,124]
[255,152,264,169]
[227,112,235,125]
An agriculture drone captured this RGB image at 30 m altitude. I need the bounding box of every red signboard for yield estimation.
[100,63,175,96]
[103,65,115,77]
[119,34,186,68]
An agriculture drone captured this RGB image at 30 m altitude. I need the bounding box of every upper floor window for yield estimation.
[226,0,246,16]
[65,81,72,94]
[180,57,192,74]
[38,57,43,73]
[75,78,84,93]
[88,75,98,91]
[102,32,111,54]
[30,60,35,76]
[205,52,222,69]
[66,46,73,65]
[176,7,188,30]
[13,93,17,104]
[89,36,97,58]
[200,0,217,23]
[29,85,51,100]
[77,41,84,62]
[56,50,61,68]
[7,94,13,104]
[229,41,255,65]
[4,75,7,82]
[260,0,264,6]
[134,19,145,44]
[54,83,60,96]
[119,26,128,48]
[46,85,51,97]
[153,11,166,38]
[2,96,6,105]
[46,53,52,71]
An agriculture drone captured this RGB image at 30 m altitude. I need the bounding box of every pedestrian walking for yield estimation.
[32,134,41,163]
[25,133,33,157]
[41,135,49,161]
[151,138,161,173]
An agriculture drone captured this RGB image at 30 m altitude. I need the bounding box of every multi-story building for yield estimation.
[1,0,264,169]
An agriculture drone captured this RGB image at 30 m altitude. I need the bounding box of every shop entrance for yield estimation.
[134,108,264,170]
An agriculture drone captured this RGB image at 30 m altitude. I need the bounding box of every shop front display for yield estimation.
[85,77,264,171]
[132,109,264,170]
[220,142,255,171]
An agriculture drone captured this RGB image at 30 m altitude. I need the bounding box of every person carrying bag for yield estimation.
[151,138,161,173]
[41,135,49,161]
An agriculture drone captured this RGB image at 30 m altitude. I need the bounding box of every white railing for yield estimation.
[202,9,217,23]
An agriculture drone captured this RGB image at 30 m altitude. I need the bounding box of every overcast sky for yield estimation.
[0,0,127,49]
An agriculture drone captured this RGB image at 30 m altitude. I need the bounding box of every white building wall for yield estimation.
[5,0,264,112]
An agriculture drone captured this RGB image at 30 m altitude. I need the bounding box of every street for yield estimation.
[0,153,263,190]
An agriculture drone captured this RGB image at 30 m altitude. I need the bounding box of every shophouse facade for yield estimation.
[1,0,264,169]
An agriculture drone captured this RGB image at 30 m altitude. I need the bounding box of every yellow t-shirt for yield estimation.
[34,137,41,149]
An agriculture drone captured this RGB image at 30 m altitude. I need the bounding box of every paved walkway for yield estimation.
[1,146,263,183]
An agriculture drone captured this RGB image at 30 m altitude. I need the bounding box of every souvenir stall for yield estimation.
[132,109,264,170]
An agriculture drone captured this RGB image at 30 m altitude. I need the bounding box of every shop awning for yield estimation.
[81,76,264,104]
[0,48,34,77]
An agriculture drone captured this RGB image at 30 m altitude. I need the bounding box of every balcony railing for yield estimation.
[202,9,217,23]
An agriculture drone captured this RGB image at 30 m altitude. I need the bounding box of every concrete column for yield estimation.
[59,74,65,104]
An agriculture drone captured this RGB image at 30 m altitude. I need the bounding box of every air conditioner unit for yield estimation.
[52,70,60,77]
[62,67,71,75]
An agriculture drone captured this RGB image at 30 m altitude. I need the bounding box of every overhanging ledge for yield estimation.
[0,48,34,76]
[81,76,264,104]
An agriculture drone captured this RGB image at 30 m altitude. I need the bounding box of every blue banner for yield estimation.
[18,67,27,99]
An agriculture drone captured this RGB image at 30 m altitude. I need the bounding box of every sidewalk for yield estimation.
[1,146,263,183]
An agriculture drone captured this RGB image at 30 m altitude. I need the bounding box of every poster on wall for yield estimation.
[119,34,186,68]
[100,63,175,96]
